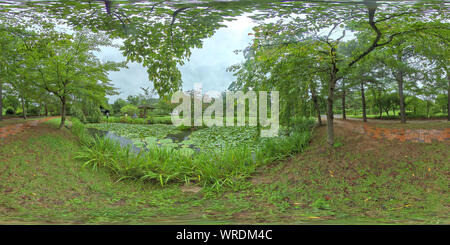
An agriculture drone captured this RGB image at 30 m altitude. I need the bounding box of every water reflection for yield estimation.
[86,127,201,153]
[87,128,142,153]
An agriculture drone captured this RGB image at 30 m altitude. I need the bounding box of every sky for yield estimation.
[94,15,256,103]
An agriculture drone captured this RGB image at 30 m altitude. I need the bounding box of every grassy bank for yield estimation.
[74,118,314,189]
[0,118,448,224]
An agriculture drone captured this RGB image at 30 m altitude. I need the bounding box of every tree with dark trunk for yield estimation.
[360,82,367,122]
[396,71,407,123]
[18,30,122,129]
[0,81,2,121]
[342,80,346,120]
[20,96,27,120]
[310,85,322,126]
[59,96,66,128]
[448,73,450,121]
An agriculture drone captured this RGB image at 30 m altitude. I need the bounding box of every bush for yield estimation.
[120,104,139,116]
[102,115,173,125]
[71,101,103,123]
[6,108,14,115]
[149,116,172,124]
[29,107,41,116]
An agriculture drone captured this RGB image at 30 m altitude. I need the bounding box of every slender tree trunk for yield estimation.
[21,95,27,120]
[326,76,338,146]
[361,82,367,122]
[59,97,66,129]
[0,81,2,121]
[447,72,449,121]
[45,103,48,116]
[396,72,406,123]
[342,84,346,120]
[311,86,322,126]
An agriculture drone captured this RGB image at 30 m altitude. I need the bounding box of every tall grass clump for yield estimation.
[72,116,316,189]
[74,137,259,188]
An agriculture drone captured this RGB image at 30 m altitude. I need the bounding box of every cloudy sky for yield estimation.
[94,15,256,103]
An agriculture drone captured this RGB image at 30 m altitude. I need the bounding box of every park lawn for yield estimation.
[225,125,449,224]
[0,118,448,224]
[0,119,207,224]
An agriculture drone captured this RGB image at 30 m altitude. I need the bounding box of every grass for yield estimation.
[229,125,449,224]
[0,119,221,224]
[0,117,448,224]
[74,118,314,188]
[103,115,173,125]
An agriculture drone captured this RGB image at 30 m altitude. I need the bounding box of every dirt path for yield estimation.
[332,118,450,143]
[0,117,58,139]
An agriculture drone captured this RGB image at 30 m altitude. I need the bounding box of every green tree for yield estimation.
[112,98,128,115]
[18,28,123,128]
[120,104,138,116]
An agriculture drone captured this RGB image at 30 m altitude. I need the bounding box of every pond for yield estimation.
[86,125,200,155]
[85,123,265,155]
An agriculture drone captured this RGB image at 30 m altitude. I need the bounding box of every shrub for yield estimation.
[6,108,14,115]
[120,104,139,116]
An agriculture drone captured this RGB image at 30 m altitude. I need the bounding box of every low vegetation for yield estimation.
[74,118,315,189]
[1,118,447,224]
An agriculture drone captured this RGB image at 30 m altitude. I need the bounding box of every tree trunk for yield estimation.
[447,72,449,121]
[396,72,406,123]
[342,84,346,120]
[59,97,66,129]
[45,103,48,116]
[326,77,337,146]
[0,81,2,121]
[21,95,27,120]
[361,82,367,122]
[311,86,322,126]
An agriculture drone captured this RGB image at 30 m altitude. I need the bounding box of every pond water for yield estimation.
[87,128,142,153]
[87,127,200,153]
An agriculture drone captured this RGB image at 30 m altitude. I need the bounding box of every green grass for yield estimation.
[0,117,448,224]
[74,118,314,189]
[0,120,224,224]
